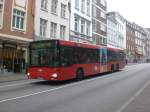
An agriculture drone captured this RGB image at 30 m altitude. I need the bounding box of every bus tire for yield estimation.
[76,68,84,81]
[111,64,114,72]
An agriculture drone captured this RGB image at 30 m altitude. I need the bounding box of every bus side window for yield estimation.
[60,46,74,67]
[73,48,78,64]
[107,50,112,62]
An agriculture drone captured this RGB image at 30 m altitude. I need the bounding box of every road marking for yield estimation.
[0,65,147,103]
[116,80,150,112]
[0,76,112,103]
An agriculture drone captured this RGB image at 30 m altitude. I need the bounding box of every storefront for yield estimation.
[134,47,144,63]
[0,40,28,73]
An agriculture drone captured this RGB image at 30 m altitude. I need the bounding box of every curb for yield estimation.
[0,78,28,83]
[0,73,28,83]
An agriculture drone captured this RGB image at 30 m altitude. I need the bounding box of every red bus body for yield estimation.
[27,40,126,81]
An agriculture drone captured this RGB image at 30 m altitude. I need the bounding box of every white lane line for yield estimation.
[0,66,145,103]
[116,80,150,112]
[0,80,42,88]
[0,75,111,103]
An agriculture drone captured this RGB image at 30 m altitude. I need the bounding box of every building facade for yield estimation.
[70,0,92,43]
[0,0,35,73]
[126,21,147,63]
[145,28,150,61]
[34,0,70,41]
[126,21,136,63]
[92,0,107,45]
[107,13,117,48]
[134,23,146,63]
[107,12,126,49]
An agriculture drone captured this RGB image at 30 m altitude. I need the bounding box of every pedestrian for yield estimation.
[125,59,128,64]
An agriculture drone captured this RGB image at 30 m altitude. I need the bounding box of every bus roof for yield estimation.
[30,39,124,51]
[59,39,102,49]
[107,47,124,52]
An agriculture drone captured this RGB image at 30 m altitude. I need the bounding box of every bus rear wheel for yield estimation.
[76,68,84,81]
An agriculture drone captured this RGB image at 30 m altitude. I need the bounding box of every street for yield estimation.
[0,64,150,112]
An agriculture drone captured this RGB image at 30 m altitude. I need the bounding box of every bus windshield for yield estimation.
[29,41,59,67]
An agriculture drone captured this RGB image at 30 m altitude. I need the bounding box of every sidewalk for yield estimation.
[0,72,28,83]
[121,82,150,112]
[126,62,146,66]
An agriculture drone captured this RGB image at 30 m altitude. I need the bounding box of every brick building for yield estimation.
[0,0,35,73]
[92,0,107,45]
[126,21,146,63]
[145,28,150,61]
[126,21,136,63]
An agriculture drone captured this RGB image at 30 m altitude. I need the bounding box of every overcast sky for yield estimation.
[107,0,150,28]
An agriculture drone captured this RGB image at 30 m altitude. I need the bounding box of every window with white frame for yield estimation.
[103,38,107,45]
[12,9,25,30]
[81,19,85,34]
[61,4,66,18]
[50,22,57,38]
[86,22,90,36]
[86,0,90,16]
[74,16,79,32]
[40,18,47,37]
[100,23,106,32]
[75,0,79,9]
[101,0,106,6]
[51,0,58,14]
[41,0,48,10]
[101,11,106,19]
[81,0,85,13]
[92,0,97,4]
[92,6,96,18]
[60,25,66,40]
[0,0,4,27]
[92,20,96,32]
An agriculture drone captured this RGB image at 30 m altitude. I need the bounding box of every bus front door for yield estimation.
[100,48,107,73]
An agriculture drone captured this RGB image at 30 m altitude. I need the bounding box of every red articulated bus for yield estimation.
[27,39,126,81]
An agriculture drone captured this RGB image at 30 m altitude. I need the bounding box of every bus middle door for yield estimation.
[100,48,107,73]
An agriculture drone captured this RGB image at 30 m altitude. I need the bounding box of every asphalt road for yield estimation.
[0,64,150,112]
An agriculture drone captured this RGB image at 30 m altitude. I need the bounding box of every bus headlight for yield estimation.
[27,73,30,76]
[52,73,58,78]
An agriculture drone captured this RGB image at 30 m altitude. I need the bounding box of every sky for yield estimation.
[107,0,150,28]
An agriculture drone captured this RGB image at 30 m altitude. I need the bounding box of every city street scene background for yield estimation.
[0,0,150,112]
[0,0,150,75]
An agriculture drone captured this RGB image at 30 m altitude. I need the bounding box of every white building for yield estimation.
[107,14,117,48]
[107,12,126,49]
[34,0,70,41]
[70,0,92,43]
